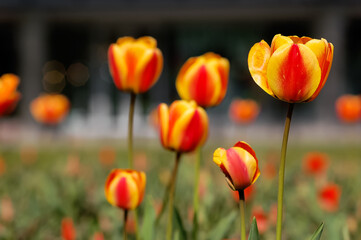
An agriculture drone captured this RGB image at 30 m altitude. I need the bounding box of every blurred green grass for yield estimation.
[0,138,360,239]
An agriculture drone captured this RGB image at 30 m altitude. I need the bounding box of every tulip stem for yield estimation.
[166,152,182,240]
[276,103,294,240]
[128,92,136,169]
[238,190,246,240]
[192,147,202,240]
[123,210,128,240]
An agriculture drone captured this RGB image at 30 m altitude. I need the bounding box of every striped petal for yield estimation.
[158,103,169,147]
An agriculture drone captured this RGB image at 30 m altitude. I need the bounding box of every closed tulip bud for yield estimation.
[213,141,260,191]
[108,36,163,94]
[335,94,361,123]
[30,94,70,125]
[176,52,229,108]
[248,34,333,103]
[105,169,146,210]
[0,74,21,116]
[158,100,209,153]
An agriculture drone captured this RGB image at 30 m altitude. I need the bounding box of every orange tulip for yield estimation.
[176,52,229,108]
[248,34,333,103]
[318,183,341,212]
[30,94,70,125]
[213,141,260,191]
[108,36,163,94]
[158,100,208,153]
[302,152,329,176]
[229,99,260,124]
[0,74,21,116]
[105,169,146,210]
[61,218,76,240]
[335,94,361,123]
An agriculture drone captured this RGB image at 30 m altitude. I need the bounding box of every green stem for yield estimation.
[192,147,202,240]
[123,210,128,240]
[276,103,294,240]
[166,152,182,240]
[128,92,136,169]
[239,190,246,240]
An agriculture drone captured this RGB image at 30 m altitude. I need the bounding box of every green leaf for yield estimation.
[174,207,187,240]
[207,211,237,240]
[310,222,324,240]
[140,198,156,240]
[248,217,260,240]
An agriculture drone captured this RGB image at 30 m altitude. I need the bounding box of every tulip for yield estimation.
[318,183,341,212]
[105,169,146,210]
[176,52,229,108]
[61,218,76,240]
[0,74,21,116]
[248,34,333,103]
[213,141,260,191]
[335,94,361,123]
[30,94,70,125]
[158,100,209,153]
[302,152,329,176]
[229,99,260,124]
[108,36,163,94]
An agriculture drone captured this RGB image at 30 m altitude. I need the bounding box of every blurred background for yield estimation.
[0,0,361,144]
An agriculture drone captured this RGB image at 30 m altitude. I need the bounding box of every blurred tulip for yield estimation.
[335,94,361,123]
[248,34,333,103]
[0,74,21,116]
[92,232,104,240]
[0,156,6,176]
[229,98,260,124]
[108,36,163,94]
[30,94,70,125]
[268,203,278,226]
[158,100,208,153]
[61,218,76,240]
[251,206,269,234]
[148,106,159,130]
[176,52,229,108]
[134,153,148,171]
[213,141,260,191]
[318,183,341,212]
[105,169,146,210]
[98,146,116,167]
[302,152,329,176]
[1,196,14,222]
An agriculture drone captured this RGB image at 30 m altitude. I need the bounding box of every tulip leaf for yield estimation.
[248,217,260,240]
[309,222,324,240]
[140,198,156,240]
[174,206,187,240]
[207,211,237,240]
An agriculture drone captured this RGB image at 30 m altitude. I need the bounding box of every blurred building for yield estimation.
[0,0,361,141]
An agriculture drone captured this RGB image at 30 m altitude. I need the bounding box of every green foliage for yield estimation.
[309,222,324,240]
[207,211,237,240]
[248,217,260,240]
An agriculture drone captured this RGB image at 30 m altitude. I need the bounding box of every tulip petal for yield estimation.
[215,58,230,105]
[248,41,273,96]
[136,49,163,93]
[158,103,169,147]
[267,43,321,102]
[270,34,293,54]
[176,57,198,101]
[225,148,252,190]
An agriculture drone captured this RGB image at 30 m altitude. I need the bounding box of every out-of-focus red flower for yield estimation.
[262,161,277,180]
[268,203,278,226]
[251,206,269,234]
[176,52,229,108]
[105,169,146,210]
[61,218,76,240]
[248,34,333,103]
[19,145,38,165]
[1,196,14,222]
[148,107,159,130]
[98,146,116,167]
[0,156,6,176]
[229,99,260,124]
[108,36,163,94]
[0,74,21,116]
[335,94,361,123]
[303,152,329,176]
[318,183,341,212]
[213,141,260,192]
[134,153,148,171]
[232,185,255,202]
[92,232,104,240]
[30,94,70,125]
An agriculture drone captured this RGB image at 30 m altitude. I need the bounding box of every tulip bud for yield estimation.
[248,34,333,103]
[335,94,361,123]
[108,36,163,94]
[30,94,70,125]
[176,52,229,108]
[0,74,21,116]
[157,100,209,153]
[213,141,260,191]
[105,169,146,210]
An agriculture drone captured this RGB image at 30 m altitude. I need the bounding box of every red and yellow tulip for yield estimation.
[105,169,146,210]
[229,98,260,124]
[248,34,333,103]
[0,74,21,116]
[213,141,260,191]
[108,36,163,94]
[176,52,229,108]
[158,100,208,153]
[335,94,361,123]
[30,94,70,125]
